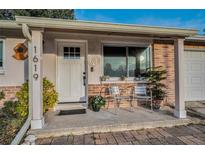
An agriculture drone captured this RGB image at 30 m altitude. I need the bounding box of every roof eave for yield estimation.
[0,20,21,29]
[15,16,198,37]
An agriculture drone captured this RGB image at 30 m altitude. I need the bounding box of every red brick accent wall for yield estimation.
[88,43,177,108]
[88,83,146,108]
[152,43,205,106]
[153,43,175,105]
[0,86,21,108]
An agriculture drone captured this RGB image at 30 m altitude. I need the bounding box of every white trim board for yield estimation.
[55,39,88,105]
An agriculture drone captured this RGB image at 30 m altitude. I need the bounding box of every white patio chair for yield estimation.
[131,85,153,110]
[109,86,131,114]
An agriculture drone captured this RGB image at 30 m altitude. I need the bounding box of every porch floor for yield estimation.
[29,107,195,138]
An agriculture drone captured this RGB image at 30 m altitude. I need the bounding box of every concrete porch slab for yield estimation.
[29,107,194,138]
[186,101,205,118]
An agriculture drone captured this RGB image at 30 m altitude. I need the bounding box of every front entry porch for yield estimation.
[16,16,188,130]
[29,107,192,138]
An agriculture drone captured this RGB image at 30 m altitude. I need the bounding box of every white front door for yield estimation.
[185,50,205,101]
[57,42,86,102]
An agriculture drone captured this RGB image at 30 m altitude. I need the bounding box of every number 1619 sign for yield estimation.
[33,46,39,80]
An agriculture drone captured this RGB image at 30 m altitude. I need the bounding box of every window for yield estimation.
[64,47,80,59]
[0,40,4,69]
[103,45,151,78]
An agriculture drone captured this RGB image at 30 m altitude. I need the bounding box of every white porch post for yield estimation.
[174,38,187,118]
[30,30,44,129]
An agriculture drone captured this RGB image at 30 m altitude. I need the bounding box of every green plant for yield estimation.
[100,75,110,81]
[145,66,167,101]
[0,90,5,100]
[120,75,127,81]
[15,82,29,118]
[0,100,26,144]
[43,78,58,112]
[0,116,25,144]
[15,78,58,118]
[2,101,19,118]
[89,95,106,112]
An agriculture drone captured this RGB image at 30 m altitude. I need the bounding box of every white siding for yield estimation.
[0,38,26,86]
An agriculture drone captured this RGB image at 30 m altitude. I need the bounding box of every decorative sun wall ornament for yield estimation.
[88,56,100,72]
[13,43,28,60]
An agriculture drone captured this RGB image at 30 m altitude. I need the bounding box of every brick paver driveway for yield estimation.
[36,124,205,145]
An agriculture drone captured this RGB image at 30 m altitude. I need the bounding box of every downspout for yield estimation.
[22,24,32,117]
[22,23,32,120]
[11,24,32,145]
[22,24,32,41]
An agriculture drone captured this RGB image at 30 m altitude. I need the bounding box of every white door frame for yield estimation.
[55,39,88,106]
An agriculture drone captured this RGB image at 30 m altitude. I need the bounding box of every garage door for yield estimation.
[185,50,205,101]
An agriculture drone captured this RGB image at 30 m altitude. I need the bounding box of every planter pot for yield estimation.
[152,100,163,110]
[92,105,101,112]
[47,108,55,111]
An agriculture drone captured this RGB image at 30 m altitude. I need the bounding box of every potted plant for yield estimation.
[89,95,106,112]
[145,66,167,110]
[120,75,127,81]
[0,91,5,100]
[100,75,110,81]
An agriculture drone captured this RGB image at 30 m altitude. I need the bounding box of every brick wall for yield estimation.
[153,43,175,105]
[88,83,139,108]
[152,43,205,106]
[0,86,21,108]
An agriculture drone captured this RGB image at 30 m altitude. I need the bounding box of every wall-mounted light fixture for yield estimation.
[88,56,100,72]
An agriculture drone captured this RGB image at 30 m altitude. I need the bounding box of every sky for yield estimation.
[75,9,205,34]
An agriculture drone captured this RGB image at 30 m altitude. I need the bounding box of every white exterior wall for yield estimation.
[0,33,152,87]
[0,38,26,86]
[43,32,152,85]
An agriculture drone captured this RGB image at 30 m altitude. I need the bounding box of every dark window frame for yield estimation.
[0,39,5,70]
[103,44,151,78]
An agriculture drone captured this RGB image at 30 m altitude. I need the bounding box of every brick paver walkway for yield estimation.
[36,124,205,145]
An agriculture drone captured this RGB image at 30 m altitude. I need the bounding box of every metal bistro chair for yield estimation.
[131,84,153,110]
[109,86,131,114]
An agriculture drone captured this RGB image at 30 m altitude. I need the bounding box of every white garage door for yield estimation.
[185,50,205,101]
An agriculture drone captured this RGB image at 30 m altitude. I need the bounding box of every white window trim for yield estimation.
[101,42,152,82]
[0,39,5,74]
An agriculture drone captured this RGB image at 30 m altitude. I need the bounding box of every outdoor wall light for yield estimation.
[88,56,100,72]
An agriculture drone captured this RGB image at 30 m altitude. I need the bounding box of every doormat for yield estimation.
[58,109,86,116]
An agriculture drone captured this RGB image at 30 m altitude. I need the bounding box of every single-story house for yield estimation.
[0,16,205,129]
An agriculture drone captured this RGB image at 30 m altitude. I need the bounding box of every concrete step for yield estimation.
[55,103,87,111]
[29,118,193,138]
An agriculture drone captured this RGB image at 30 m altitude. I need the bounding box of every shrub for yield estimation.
[2,101,19,118]
[43,78,58,112]
[89,95,106,112]
[0,78,58,144]
[145,66,167,109]
[0,117,25,144]
[0,100,26,144]
[15,82,29,118]
[145,66,167,100]
[15,78,58,118]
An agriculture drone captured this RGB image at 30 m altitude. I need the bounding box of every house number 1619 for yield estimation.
[33,46,39,80]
